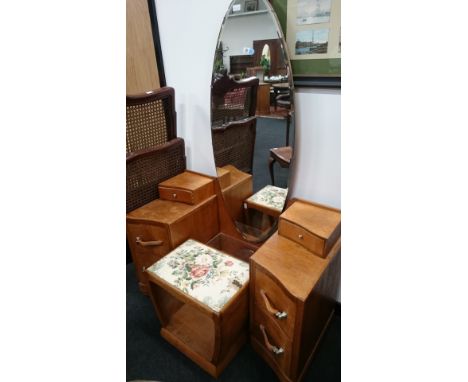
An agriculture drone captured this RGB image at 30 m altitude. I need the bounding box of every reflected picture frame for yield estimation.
[270,0,341,88]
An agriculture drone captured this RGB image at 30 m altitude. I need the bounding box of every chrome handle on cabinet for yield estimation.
[136,236,163,247]
[275,311,288,319]
[172,193,177,198]
[260,289,288,320]
[260,324,284,356]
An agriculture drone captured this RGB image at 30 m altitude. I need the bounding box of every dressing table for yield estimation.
[126,0,340,380]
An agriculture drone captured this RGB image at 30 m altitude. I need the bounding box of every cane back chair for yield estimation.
[211,75,259,173]
[126,87,186,213]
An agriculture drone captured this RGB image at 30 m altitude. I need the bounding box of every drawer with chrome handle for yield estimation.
[260,324,284,355]
[254,269,296,338]
[260,289,288,320]
[251,305,293,376]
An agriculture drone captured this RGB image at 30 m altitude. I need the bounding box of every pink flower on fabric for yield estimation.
[191,265,209,278]
[224,260,233,266]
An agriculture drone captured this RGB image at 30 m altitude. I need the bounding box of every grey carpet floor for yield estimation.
[126,263,340,382]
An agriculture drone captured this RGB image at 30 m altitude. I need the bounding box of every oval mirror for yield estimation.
[211,0,294,242]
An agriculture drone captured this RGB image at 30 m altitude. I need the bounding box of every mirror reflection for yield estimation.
[211,0,295,241]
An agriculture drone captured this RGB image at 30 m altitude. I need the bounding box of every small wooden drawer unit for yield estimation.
[127,195,219,294]
[250,230,341,382]
[158,171,215,205]
[278,200,341,258]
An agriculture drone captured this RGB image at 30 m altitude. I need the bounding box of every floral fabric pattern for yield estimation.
[246,185,288,212]
[147,239,249,312]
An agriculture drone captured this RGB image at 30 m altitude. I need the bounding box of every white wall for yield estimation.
[289,88,341,209]
[155,0,232,176]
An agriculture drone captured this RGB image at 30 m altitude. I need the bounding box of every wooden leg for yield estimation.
[269,156,276,185]
[285,113,291,146]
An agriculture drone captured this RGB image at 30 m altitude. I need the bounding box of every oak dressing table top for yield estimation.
[127,196,217,225]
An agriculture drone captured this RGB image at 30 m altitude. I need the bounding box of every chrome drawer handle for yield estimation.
[136,236,163,247]
[260,324,284,356]
[275,311,288,319]
[272,346,285,355]
[260,289,288,320]
[172,193,177,198]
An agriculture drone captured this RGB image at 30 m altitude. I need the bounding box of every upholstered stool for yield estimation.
[145,239,250,378]
[244,185,288,219]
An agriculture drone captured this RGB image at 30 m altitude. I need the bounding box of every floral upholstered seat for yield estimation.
[245,185,288,213]
[146,239,249,312]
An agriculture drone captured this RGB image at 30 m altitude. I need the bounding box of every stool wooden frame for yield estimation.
[146,268,249,378]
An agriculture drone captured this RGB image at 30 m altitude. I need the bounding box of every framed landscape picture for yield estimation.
[271,0,341,87]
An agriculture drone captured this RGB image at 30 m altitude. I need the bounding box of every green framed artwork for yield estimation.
[271,0,341,87]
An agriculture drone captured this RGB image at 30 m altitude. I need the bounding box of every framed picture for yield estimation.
[245,0,258,12]
[271,0,341,87]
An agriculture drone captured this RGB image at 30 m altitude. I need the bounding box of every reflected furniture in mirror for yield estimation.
[210,0,295,242]
[212,75,259,174]
[269,146,292,186]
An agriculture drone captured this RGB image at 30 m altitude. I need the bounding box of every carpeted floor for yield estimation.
[252,116,294,193]
[127,263,340,382]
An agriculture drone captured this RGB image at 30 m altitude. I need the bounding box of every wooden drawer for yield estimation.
[159,187,194,204]
[278,219,327,258]
[278,201,340,258]
[158,171,215,205]
[251,306,292,377]
[254,267,296,338]
[127,223,172,288]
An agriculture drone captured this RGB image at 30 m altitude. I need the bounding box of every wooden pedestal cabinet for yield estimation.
[127,171,220,294]
[127,196,219,294]
[250,232,341,382]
